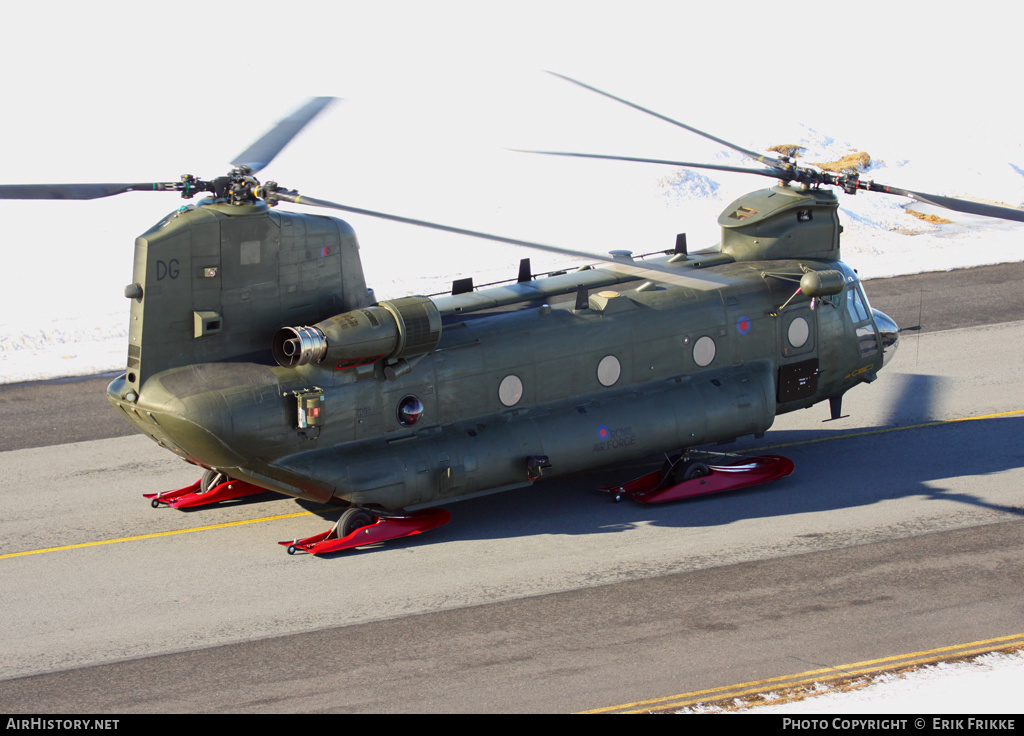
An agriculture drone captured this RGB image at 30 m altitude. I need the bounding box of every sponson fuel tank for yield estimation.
[275,359,777,511]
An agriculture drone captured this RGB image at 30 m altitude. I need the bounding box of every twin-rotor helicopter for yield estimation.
[4,74,1021,555]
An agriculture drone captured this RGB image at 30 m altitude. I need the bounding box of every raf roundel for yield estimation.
[736,316,752,335]
[597,425,610,440]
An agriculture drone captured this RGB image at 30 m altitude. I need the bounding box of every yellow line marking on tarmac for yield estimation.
[582,632,1024,714]
[609,408,1024,474]
[6,409,1022,560]
[0,511,313,559]
[760,408,1024,452]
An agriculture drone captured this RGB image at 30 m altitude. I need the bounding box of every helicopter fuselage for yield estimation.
[106,185,899,513]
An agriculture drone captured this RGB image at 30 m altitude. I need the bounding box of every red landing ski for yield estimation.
[144,478,267,509]
[598,455,794,504]
[280,508,451,555]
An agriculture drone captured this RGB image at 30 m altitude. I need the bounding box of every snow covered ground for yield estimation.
[2,4,1023,388]
[0,1,1021,712]
[683,650,1024,714]
[3,116,1022,385]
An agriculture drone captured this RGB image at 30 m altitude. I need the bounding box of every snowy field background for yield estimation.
[2,3,1023,387]
[3,118,1021,385]
[684,650,1024,714]
[0,1,1021,711]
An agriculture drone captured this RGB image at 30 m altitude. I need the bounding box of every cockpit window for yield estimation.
[846,286,870,323]
[856,325,879,357]
[844,280,878,356]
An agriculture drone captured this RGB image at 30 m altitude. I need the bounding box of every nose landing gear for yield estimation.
[599,454,794,504]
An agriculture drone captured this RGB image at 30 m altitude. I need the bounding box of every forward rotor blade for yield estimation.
[511,149,785,179]
[547,73,1024,225]
[273,190,731,291]
[231,97,337,173]
[546,71,781,168]
[882,185,1024,223]
[0,182,179,200]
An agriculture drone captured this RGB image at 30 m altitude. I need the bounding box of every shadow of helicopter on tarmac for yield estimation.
[301,356,1015,556]
[436,414,1024,546]
[287,365,1023,557]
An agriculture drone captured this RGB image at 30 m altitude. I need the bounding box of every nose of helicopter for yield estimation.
[873,309,900,368]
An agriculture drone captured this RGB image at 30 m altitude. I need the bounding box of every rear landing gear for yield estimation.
[676,460,710,483]
[200,469,228,493]
[280,507,451,556]
[335,508,378,538]
[143,471,265,509]
[659,454,711,487]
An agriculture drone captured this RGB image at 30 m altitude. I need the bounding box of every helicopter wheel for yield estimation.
[200,469,228,494]
[675,460,708,483]
[335,508,378,538]
[672,460,710,485]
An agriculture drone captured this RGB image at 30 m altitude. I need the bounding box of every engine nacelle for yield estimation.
[273,296,442,369]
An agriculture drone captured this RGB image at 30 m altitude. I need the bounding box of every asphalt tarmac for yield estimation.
[0,262,1022,712]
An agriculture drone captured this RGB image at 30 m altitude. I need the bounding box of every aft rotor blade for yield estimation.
[273,190,732,291]
[0,182,180,200]
[511,149,785,179]
[231,97,337,173]
[546,71,782,168]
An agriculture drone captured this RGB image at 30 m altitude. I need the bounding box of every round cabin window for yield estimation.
[693,336,716,367]
[788,316,810,348]
[498,374,523,407]
[597,355,621,387]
